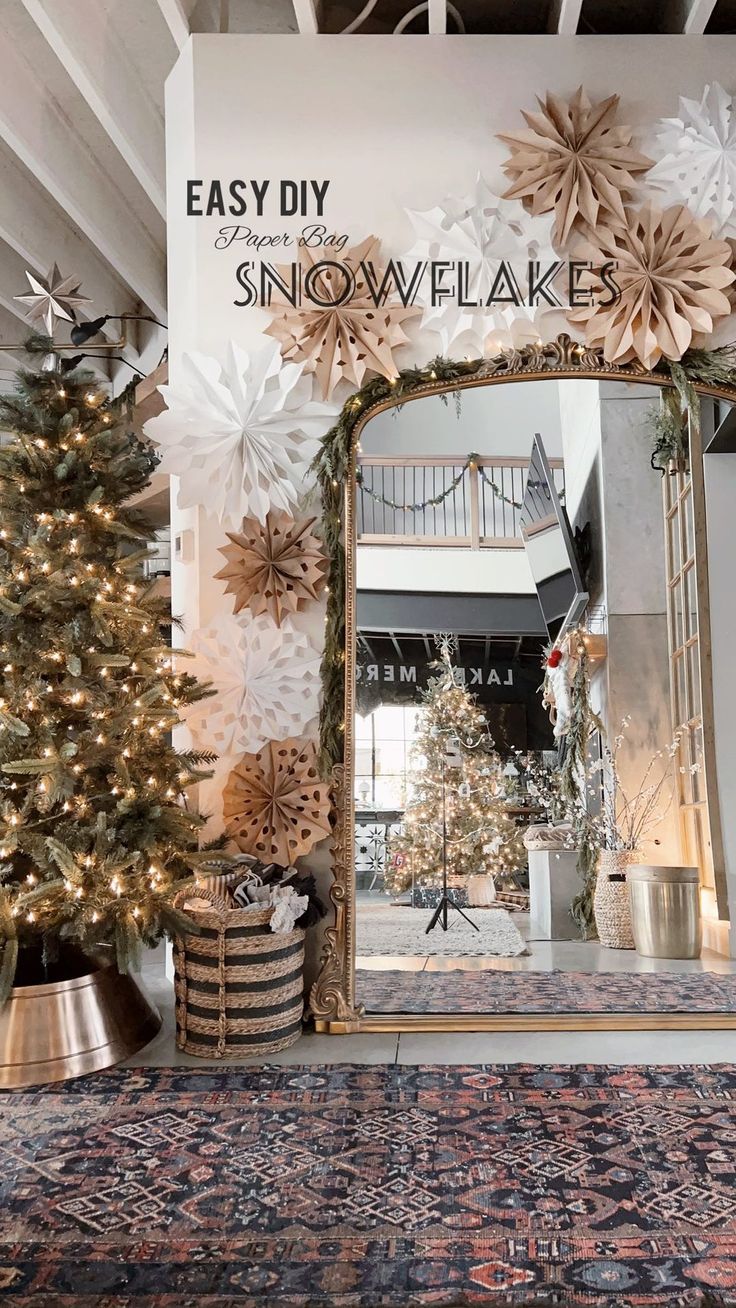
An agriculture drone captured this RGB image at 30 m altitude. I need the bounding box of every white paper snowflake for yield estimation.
[647,83,736,239]
[404,175,561,354]
[145,340,336,528]
[183,613,321,756]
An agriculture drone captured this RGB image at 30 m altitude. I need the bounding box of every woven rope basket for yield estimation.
[593,850,636,950]
[173,887,305,1059]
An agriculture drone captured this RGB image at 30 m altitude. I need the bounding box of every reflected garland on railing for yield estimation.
[478,463,525,509]
[355,452,523,514]
[311,336,736,778]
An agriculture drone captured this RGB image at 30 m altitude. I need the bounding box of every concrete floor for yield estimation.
[357,936,736,973]
[128,962,736,1071]
[356,901,736,974]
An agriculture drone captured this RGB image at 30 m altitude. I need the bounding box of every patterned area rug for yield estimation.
[356,903,528,957]
[3,1064,736,1305]
[357,968,736,1013]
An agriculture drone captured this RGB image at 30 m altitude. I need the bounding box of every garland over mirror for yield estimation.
[309,334,736,1031]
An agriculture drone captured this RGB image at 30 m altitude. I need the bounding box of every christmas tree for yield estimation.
[0,354,219,1002]
[386,639,526,897]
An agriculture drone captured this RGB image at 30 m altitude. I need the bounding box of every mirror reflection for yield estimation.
[352,377,729,1017]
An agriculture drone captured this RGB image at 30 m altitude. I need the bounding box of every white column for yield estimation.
[562,380,680,865]
[704,454,736,954]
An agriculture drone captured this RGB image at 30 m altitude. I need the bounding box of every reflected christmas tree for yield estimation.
[386,636,526,898]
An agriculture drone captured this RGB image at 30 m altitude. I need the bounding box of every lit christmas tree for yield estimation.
[0,354,219,1001]
[386,638,526,896]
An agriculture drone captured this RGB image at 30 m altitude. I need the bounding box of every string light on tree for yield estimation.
[387,636,526,897]
[0,344,226,1003]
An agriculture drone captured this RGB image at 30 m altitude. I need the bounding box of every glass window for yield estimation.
[678,740,693,807]
[688,641,702,723]
[673,651,686,726]
[668,512,680,580]
[353,704,427,812]
[671,579,684,654]
[690,726,705,804]
[683,564,697,643]
[681,488,694,566]
[374,739,406,776]
[355,713,374,744]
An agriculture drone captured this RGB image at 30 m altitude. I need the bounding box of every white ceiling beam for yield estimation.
[291,0,321,33]
[547,0,583,32]
[20,0,166,217]
[0,302,22,343]
[0,149,135,345]
[0,29,167,322]
[0,237,59,327]
[156,0,195,48]
[662,0,717,30]
[0,302,28,378]
[428,0,447,32]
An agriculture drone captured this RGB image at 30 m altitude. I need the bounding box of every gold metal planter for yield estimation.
[628,865,702,959]
[0,954,161,1089]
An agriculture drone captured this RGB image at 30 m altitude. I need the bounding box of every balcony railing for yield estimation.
[356,455,565,549]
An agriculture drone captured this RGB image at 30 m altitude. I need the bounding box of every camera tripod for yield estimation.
[425,748,479,935]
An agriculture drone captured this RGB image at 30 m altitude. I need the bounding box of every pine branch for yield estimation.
[0,361,217,996]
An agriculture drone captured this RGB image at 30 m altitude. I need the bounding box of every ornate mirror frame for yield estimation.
[309,335,736,1033]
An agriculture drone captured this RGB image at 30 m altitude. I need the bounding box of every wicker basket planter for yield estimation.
[593,849,637,949]
[173,888,305,1059]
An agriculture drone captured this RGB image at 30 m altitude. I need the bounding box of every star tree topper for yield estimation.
[14,264,90,334]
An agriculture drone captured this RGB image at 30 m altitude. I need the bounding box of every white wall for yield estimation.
[705,454,736,949]
[562,379,679,867]
[164,34,736,940]
[362,380,563,459]
[559,380,601,527]
[357,544,534,595]
[166,34,736,378]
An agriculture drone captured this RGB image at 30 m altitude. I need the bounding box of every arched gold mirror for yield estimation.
[311,340,736,1033]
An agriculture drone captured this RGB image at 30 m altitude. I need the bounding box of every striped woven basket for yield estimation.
[173,887,305,1059]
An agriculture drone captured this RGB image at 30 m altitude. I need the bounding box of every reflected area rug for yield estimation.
[2,1064,736,1305]
[356,903,528,957]
[358,968,736,1014]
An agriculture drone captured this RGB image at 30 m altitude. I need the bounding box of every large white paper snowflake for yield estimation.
[404,175,561,354]
[145,340,336,528]
[183,613,321,756]
[647,83,736,239]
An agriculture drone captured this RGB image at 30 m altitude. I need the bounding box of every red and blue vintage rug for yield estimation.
[2,1063,736,1305]
[357,969,736,1015]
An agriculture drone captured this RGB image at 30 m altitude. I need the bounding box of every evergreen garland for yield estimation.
[649,389,689,473]
[561,650,604,938]
[356,452,522,513]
